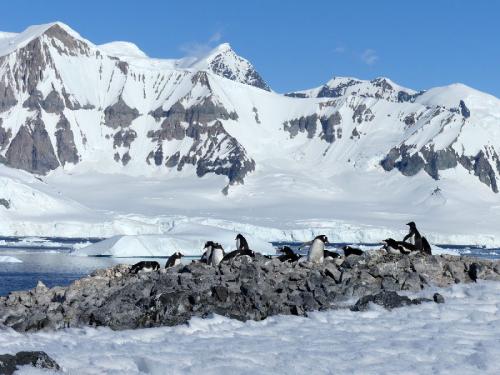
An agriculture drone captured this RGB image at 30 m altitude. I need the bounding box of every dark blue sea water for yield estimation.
[0,237,498,296]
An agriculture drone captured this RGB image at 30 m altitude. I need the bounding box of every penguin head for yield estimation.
[382,238,398,247]
[213,243,224,250]
[315,235,329,243]
[406,221,416,228]
[279,246,293,255]
[175,252,184,258]
[203,241,215,251]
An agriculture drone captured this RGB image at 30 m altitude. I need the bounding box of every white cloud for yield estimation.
[180,31,224,57]
[334,46,345,54]
[361,49,379,66]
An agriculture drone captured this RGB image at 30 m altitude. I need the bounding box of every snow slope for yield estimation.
[2,281,499,374]
[1,22,500,245]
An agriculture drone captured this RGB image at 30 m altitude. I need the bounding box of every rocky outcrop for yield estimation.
[284,114,318,138]
[103,97,140,129]
[381,145,500,193]
[6,118,59,174]
[0,252,497,332]
[55,115,79,165]
[0,351,60,374]
[351,291,444,311]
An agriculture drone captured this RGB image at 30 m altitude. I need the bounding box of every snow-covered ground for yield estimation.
[1,281,498,374]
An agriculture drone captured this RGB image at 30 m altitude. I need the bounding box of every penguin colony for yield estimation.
[129,221,432,273]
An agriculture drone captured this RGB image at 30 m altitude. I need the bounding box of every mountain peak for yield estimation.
[0,21,91,58]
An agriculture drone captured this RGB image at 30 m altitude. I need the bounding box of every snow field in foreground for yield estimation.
[1,281,499,375]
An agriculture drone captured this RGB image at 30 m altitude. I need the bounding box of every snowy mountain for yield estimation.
[1,21,500,243]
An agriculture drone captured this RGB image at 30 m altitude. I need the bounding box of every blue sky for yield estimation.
[1,0,499,96]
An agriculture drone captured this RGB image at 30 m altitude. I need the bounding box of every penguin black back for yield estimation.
[221,248,255,263]
[165,252,183,268]
[236,234,250,250]
[278,246,300,262]
[343,246,363,257]
[324,249,341,259]
[130,261,160,274]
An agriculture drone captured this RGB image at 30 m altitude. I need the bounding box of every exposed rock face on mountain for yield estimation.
[0,252,498,332]
[1,21,500,196]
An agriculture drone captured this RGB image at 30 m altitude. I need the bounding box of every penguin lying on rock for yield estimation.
[382,239,415,255]
[130,261,160,274]
[277,246,300,262]
[342,246,364,257]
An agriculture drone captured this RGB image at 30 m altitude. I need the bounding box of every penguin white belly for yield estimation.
[307,240,324,263]
[387,246,400,255]
[141,267,154,273]
[211,249,224,266]
[173,258,181,266]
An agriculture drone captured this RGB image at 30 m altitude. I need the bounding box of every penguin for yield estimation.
[165,252,184,268]
[209,243,225,266]
[403,222,423,250]
[221,234,255,263]
[382,238,414,255]
[324,249,341,260]
[468,263,479,282]
[300,235,328,264]
[421,237,432,255]
[235,234,250,251]
[200,241,215,264]
[130,261,160,274]
[220,248,255,263]
[342,245,364,257]
[277,246,300,262]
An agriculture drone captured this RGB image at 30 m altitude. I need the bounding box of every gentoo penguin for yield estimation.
[300,234,328,264]
[382,238,414,255]
[421,237,432,255]
[403,222,423,250]
[342,245,364,257]
[324,249,341,260]
[130,261,160,274]
[278,246,300,262]
[221,234,255,263]
[235,234,250,251]
[165,252,184,268]
[200,241,216,264]
[209,243,225,266]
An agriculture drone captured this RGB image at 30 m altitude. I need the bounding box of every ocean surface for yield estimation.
[0,236,499,296]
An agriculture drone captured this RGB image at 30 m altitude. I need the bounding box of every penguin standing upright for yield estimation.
[300,235,328,264]
[221,234,255,263]
[165,252,184,268]
[209,243,225,266]
[403,222,422,250]
[201,241,215,264]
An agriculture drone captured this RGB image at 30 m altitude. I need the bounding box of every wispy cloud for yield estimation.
[360,49,378,66]
[180,31,224,57]
[333,46,345,54]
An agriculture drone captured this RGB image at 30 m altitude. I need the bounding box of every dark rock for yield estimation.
[283,114,317,139]
[0,351,60,374]
[55,115,79,165]
[0,198,10,209]
[103,97,140,129]
[459,100,470,118]
[6,118,60,174]
[351,291,417,311]
[41,89,65,113]
[433,293,445,303]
